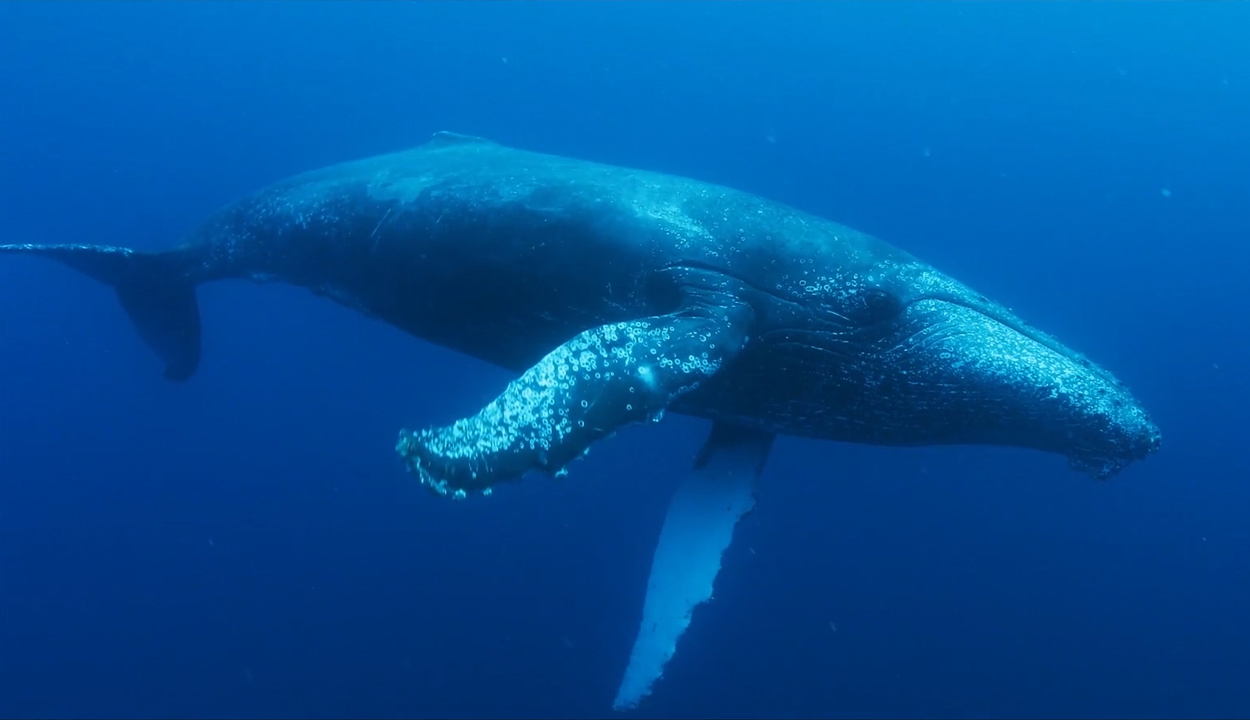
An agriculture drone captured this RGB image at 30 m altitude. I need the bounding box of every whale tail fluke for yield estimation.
[0,242,204,382]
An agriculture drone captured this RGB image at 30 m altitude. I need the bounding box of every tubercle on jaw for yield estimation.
[1069,453,1120,481]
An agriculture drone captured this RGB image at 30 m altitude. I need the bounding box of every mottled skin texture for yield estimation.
[1,132,1161,497]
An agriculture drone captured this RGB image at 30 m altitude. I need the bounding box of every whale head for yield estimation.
[761,254,1161,479]
[886,276,1161,479]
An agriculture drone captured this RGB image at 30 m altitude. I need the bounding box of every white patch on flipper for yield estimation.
[612,426,770,711]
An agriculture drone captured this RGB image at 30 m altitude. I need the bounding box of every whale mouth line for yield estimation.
[1068,423,1163,479]
[902,296,1162,476]
[660,260,812,311]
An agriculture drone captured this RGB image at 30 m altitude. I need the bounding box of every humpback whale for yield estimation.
[0,132,1161,710]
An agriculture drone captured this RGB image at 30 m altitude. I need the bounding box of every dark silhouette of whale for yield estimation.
[0,131,1160,710]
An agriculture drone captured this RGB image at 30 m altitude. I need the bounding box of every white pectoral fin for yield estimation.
[612,422,775,712]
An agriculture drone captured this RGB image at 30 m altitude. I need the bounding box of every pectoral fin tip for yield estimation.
[612,422,775,711]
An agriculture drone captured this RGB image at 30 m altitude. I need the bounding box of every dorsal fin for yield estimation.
[426,131,495,148]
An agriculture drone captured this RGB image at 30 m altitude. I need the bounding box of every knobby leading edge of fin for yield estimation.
[613,421,776,712]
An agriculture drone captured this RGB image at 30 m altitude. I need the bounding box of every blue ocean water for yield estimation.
[0,1,1246,718]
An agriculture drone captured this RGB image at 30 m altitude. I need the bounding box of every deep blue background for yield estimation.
[1,2,1247,718]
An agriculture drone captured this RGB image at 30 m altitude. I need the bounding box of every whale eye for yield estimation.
[855,288,903,325]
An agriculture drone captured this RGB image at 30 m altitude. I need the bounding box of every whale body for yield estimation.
[0,132,1160,710]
